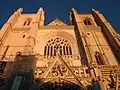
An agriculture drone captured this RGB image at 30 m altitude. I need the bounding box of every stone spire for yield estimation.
[37,7,44,14]
[71,8,77,14]
[17,8,23,13]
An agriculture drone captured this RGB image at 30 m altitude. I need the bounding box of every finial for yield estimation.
[37,7,44,14]
[71,8,77,14]
[17,8,23,13]
[92,8,100,13]
[38,7,43,12]
[92,8,95,11]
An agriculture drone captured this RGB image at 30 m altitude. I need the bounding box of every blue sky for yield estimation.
[0,0,120,32]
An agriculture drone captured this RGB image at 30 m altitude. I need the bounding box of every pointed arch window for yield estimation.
[23,18,32,26]
[44,37,72,56]
[95,51,104,65]
[83,19,92,25]
[23,21,27,26]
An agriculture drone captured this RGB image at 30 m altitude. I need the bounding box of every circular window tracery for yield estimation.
[44,37,72,56]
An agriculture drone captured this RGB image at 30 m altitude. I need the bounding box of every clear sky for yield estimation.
[0,0,120,32]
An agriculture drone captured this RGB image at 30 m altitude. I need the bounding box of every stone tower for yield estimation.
[0,7,120,90]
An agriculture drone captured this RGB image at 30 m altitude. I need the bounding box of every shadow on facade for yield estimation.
[0,72,83,90]
[0,55,83,90]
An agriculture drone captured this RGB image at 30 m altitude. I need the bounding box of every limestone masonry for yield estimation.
[0,7,120,90]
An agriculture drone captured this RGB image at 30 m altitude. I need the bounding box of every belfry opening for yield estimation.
[0,7,119,90]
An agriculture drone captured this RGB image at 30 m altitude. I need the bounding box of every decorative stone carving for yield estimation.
[98,65,120,89]
[46,61,72,77]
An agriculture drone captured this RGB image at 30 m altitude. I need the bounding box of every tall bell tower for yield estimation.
[0,7,120,90]
[70,8,120,90]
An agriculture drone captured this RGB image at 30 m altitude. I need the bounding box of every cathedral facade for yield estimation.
[0,7,120,90]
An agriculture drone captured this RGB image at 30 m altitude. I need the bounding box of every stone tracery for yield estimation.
[44,37,72,56]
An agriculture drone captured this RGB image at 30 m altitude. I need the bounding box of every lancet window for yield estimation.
[83,19,92,25]
[95,51,104,65]
[44,37,72,56]
[23,18,32,26]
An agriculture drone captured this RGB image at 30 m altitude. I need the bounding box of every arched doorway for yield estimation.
[36,79,81,90]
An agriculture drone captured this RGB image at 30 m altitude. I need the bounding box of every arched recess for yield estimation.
[36,79,82,90]
[94,51,105,65]
[42,31,78,55]
[83,18,94,25]
[23,18,32,26]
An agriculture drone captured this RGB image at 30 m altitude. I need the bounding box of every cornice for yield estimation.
[39,25,74,30]
[12,27,31,31]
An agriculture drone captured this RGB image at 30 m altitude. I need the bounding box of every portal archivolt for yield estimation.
[37,79,81,90]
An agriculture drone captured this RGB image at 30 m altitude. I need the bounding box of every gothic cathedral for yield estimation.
[0,7,120,90]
